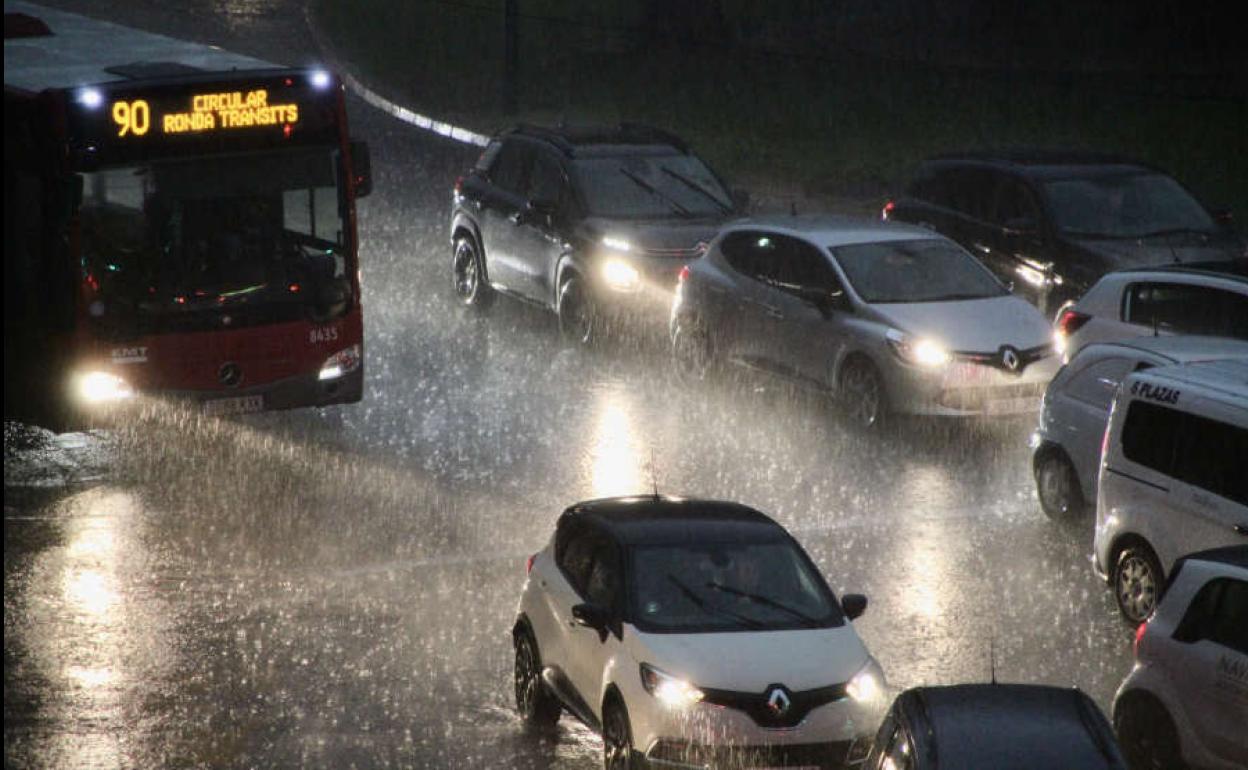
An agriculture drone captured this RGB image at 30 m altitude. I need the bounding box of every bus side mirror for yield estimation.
[350,141,372,198]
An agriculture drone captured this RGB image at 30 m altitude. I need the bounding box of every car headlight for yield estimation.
[846,659,884,703]
[885,329,950,367]
[318,343,362,381]
[602,259,641,292]
[640,663,704,708]
[76,371,133,404]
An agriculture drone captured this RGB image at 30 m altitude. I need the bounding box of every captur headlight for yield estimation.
[885,329,950,367]
[640,663,703,708]
[846,660,883,702]
[76,371,133,404]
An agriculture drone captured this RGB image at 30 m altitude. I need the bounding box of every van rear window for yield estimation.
[1121,400,1248,504]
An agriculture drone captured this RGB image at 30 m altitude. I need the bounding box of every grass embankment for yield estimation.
[315,0,1247,219]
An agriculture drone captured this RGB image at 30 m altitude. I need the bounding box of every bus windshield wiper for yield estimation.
[666,574,764,629]
[619,167,692,217]
[659,166,732,214]
[705,581,821,626]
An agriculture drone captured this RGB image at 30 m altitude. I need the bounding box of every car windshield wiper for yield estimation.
[1134,226,1212,240]
[666,574,764,629]
[659,166,732,214]
[618,167,693,218]
[705,581,822,626]
[923,291,999,302]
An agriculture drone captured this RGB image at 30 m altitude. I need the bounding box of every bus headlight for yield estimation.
[76,371,133,404]
[640,663,704,708]
[602,259,641,293]
[318,344,361,381]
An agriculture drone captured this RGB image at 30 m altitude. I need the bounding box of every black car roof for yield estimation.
[563,496,787,547]
[921,149,1160,180]
[903,684,1123,769]
[505,122,689,158]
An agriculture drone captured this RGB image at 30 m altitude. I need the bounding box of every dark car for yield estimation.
[884,151,1246,314]
[865,684,1128,770]
[449,123,743,344]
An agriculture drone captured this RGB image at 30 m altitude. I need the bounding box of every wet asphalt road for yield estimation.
[4,3,1136,768]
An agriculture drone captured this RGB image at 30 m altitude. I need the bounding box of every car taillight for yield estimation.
[882,200,896,220]
[525,553,536,574]
[677,265,691,283]
[1055,307,1091,337]
[1134,621,1148,657]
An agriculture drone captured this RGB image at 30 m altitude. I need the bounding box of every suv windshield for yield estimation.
[1043,172,1216,238]
[79,147,350,336]
[832,238,1007,303]
[571,152,731,219]
[629,541,842,633]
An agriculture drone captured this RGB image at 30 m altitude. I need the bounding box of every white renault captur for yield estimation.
[513,496,886,769]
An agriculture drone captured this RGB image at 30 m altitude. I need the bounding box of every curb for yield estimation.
[302,1,489,148]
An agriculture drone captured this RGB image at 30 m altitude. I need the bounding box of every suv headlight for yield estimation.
[885,329,950,367]
[602,259,641,292]
[846,659,884,703]
[640,663,703,708]
[318,344,362,381]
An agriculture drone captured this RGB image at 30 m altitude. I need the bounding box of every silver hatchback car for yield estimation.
[671,215,1059,428]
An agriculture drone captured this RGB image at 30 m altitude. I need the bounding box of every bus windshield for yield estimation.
[79,147,350,336]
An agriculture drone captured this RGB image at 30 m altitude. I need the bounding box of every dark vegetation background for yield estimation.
[316,0,1247,218]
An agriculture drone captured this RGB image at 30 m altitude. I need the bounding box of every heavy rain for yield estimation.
[5,1,1245,769]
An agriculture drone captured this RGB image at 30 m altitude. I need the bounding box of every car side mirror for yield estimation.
[842,593,868,620]
[350,141,372,198]
[572,602,609,630]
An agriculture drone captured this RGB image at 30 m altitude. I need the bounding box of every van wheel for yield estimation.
[1115,696,1185,770]
[1113,544,1163,624]
[1035,450,1084,521]
[514,632,561,729]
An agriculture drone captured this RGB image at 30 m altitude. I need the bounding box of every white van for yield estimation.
[1094,359,1248,622]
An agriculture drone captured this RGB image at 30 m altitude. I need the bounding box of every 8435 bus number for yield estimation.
[309,326,339,344]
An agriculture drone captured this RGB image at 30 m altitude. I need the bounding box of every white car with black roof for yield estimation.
[512,495,886,769]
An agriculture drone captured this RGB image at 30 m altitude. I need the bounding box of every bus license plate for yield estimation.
[204,395,264,416]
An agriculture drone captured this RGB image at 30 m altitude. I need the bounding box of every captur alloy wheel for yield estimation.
[1115,546,1162,623]
[514,633,560,727]
[672,316,713,383]
[841,359,886,429]
[602,700,633,770]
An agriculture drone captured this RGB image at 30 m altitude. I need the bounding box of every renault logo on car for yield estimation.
[1001,345,1021,372]
[766,686,792,716]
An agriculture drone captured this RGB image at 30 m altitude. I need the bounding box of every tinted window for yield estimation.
[754,235,840,290]
[1122,282,1248,339]
[1042,172,1215,238]
[584,539,621,609]
[557,526,596,593]
[527,151,565,208]
[720,230,776,278]
[1065,357,1136,411]
[831,238,1007,303]
[1120,400,1248,503]
[992,178,1041,227]
[628,540,843,633]
[1173,578,1248,655]
[943,168,997,221]
[489,140,533,195]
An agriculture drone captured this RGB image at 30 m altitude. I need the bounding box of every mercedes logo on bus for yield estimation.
[218,362,242,387]
[766,685,792,717]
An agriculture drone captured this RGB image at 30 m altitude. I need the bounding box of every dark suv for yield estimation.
[449,124,742,344]
[884,151,1245,314]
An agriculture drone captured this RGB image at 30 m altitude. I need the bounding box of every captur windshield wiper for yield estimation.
[619,167,693,218]
[666,574,764,629]
[659,166,732,214]
[705,581,822,626]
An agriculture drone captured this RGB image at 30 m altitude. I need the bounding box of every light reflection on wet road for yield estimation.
[5,2,1136,767]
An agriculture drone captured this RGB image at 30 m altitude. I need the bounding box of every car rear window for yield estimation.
[1121,282,1248,339]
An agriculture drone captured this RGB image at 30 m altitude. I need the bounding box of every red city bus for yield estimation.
[4,5,370,427]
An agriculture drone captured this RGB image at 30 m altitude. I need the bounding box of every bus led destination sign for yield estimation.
[111,89,300,137]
